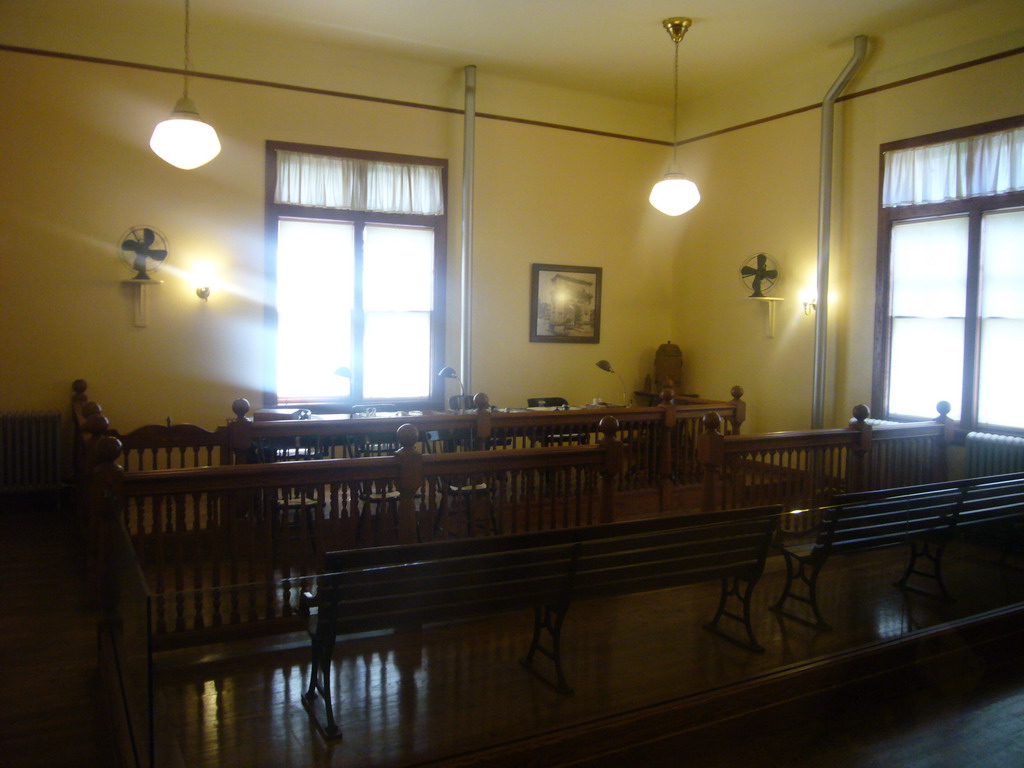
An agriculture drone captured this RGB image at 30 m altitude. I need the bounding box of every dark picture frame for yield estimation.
[529,263,602,343]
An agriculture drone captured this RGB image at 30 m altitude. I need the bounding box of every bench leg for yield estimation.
[769,550,831,630]
[301,631,341,738]
[704,575,764,652]
[521,604,573,695]
[896,539,952,601]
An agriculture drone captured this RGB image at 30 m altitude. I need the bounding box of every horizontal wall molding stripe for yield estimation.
[3,42,1022,148]
[680,45,1024,146]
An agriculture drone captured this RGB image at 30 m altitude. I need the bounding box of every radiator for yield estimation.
[0,411,62,493]
[965,431,1024,477]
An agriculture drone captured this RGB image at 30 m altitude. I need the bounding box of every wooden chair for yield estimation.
[527,397,569,408]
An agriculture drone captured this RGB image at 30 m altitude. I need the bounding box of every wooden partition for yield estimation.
[74,380,963,646]
[226,387,746,513]
[90,419,625,647]
[697,404,955,531]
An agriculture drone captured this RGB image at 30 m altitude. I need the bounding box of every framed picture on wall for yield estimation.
[530,263,602,343]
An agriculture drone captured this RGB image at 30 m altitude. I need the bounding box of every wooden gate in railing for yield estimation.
[697,405,954,531]
[90,419,624,648]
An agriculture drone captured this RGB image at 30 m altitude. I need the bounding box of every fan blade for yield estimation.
[122,239,143,252]
[148,250,168,261]
[140,228,156,247]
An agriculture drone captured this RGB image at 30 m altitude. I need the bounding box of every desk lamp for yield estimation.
[595,360,628,407]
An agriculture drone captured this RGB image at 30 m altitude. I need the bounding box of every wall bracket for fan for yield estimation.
[123,278,163,327]
[748,296,784,338]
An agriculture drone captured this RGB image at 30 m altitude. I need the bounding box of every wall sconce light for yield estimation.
[800,289,818,315]
[595,360,629,407]
[196,286,210,302]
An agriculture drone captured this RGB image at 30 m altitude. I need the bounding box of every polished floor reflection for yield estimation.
[156,539,1024,768]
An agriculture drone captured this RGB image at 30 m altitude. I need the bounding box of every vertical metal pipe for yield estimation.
[460,65,477,394]
[812,35,867,429]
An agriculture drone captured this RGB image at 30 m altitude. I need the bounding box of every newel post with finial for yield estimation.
[848,404,873,493]
[469,392,492,450]
[597,416,623,523]
[933,400,953,482]
[394,424,424,544]
[227,397,252,464]
[727,386,746,434]
[697,412,724,511]
[88,435,126,606]
[657,388,676,512]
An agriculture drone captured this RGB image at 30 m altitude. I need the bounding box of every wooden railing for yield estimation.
[90,419,625,647]
[74,380,961,646]
[697,403,955,531]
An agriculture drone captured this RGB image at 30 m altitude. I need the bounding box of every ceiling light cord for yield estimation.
[671,36,679,166]
[183,0,192,98]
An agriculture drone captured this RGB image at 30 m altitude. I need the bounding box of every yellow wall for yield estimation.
[1,0,1022,435]
[673,53,1024,432]
[669,113,822,432]
[0,50,677,429]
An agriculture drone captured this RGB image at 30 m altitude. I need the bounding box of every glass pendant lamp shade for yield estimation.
[650,17,700,216]
[649,172,700,216]
[150,96,221,170]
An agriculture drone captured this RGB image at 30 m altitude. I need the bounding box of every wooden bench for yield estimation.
[299,505,781,738]
[837,472,1024,568]
[773,473,1024,629]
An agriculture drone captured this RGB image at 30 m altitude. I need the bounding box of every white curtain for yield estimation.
[275,150,445,215]
[883,126,1024,208]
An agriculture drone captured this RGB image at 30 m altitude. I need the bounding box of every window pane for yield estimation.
[888,317,963,420]
[363,225,434,311]
[979,209,1024,428]
[981,208,1024,319]
[890,216,968,317]
[276,219,354,399]
[977,318,1024,428]
[363,312,431,399]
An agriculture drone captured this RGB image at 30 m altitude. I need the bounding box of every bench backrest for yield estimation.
[956,476,1024,530]
[831,471,1024,505]
[317,506,781,634]
[817,489,964,557]
[570,508,778,600]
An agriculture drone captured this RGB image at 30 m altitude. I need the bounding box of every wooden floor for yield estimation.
[155,532,1024,767]
[0,493,116,768]
[5,496,1024,768]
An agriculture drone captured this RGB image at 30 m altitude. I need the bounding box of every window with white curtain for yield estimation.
[266,142,447,408]
[875,116,1024,432]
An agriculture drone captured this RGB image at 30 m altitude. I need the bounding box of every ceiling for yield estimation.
[193,0,982,104]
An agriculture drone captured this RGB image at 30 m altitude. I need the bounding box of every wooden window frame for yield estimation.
[264,140,448,411]
[872,115,1024,433]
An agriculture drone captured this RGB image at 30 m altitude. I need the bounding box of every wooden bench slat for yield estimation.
[774,475,1024,630]
[301,505,781,737]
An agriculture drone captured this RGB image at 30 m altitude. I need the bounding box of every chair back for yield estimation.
[352,404,398,414]
[527,397,569,408]
[449,395,477,411]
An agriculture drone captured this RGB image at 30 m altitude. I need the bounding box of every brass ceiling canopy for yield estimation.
[662,17,692,44]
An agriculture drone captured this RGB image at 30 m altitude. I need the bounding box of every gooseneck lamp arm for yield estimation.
[437,366,466,413]
[595,360,628,407]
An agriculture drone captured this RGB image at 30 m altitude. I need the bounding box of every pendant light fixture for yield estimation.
[150,0,221,170]
[649,17,700,216]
